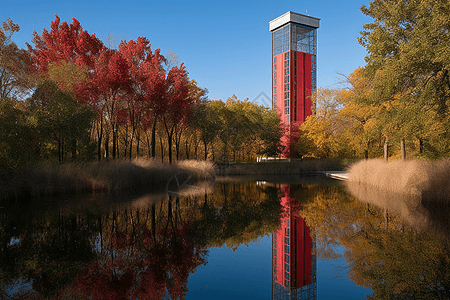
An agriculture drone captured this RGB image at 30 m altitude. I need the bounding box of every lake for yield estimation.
[1,175,449,299]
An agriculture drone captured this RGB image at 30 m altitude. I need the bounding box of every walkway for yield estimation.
[321,171,349,181]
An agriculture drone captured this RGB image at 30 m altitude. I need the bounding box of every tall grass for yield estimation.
[347,158,450,202]
[346,159,450,238]
[0,159,216,202]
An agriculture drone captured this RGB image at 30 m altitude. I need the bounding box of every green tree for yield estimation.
[207,96,283,162]
[190,101,220,160]
[0,99,38,171]
[28,80,95,162]
[256,106,284,157]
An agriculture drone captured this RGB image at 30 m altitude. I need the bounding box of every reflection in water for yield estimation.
[345,181,450,239]
[5,177,449,299]
[300,181,450,299]
[0,181,282,299]
[271,184,316,300]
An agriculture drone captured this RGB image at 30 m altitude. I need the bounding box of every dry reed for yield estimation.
[0,159,216,202]
[347,158,450,202]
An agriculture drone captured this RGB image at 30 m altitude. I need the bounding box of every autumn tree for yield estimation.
[27,15,106,160]
[118,37,166,159]
[162,64,193,164]
[296,88,344,158]
[0,18,39,170]
[0,18,35,101]
[28,15,103,75]
[359,0,450,158]
[338,67,382,159]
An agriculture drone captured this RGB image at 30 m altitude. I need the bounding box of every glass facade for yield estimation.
[272,23,317,57]
[271,22,317,123]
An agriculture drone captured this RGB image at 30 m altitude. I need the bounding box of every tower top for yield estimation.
[269,11,320,31]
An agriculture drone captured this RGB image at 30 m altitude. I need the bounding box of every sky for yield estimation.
[3,0,373,106]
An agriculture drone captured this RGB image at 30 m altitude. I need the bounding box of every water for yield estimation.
[1,176,449,299]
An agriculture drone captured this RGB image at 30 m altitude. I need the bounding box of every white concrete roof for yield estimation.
[269,11,320,31]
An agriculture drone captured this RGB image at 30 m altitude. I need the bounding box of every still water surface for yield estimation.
[1,176,449,299]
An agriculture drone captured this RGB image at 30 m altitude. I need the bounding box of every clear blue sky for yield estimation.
[3,0,372,106]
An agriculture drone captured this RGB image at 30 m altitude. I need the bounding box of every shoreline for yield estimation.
[0,158,353,203]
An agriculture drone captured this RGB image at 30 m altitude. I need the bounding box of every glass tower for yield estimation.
[269,12,320,158]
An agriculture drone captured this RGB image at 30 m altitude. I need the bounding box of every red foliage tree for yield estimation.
[162,64,194,163]
[76,262,135,300]
[118,37,165,158]
[76,46,132,160]
[28,14,103,73]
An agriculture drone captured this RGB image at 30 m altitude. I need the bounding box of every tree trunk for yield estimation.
[159,136,164,162]
[383,137,389,161]
[97,120,103,161]
[185,139,190,160]
[174,129,182,161]
[58,137,62,164]
[71,139,77,160]
[151,118,157,159]
[419,138,424,154]
[194,142,198,160]
[168,131,174,164]
[104,135,109,161]
[136,133,140,158]
[112,127,117,159]
[365,139,369,159]
[400,137,406,160]
[146,131,151,158]
[129,132,134,160]
[175,137,180,161]
[204,140,208,160]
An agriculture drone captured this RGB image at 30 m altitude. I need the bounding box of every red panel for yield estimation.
[292,51,312,124]
[274,51,315,158]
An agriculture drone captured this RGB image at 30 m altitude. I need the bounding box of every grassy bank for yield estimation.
[217,158,354,176]
[347,158,450,201]
[0,159,215,202]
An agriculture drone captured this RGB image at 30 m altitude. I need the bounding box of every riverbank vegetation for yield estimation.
[1,16,284,176]
[347,158,450,202]
[0,159,215,203]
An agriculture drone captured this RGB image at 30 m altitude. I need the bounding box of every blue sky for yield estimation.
[3,0,372,105]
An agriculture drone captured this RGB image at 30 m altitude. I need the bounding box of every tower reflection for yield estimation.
[272,184,317,300]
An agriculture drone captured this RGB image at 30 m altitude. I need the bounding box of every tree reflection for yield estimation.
[0,181,282,299]
[299,182,450,299]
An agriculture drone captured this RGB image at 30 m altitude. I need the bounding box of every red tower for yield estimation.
[269,12,320,158]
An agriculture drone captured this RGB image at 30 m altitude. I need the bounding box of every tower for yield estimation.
[269,12,320,158]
